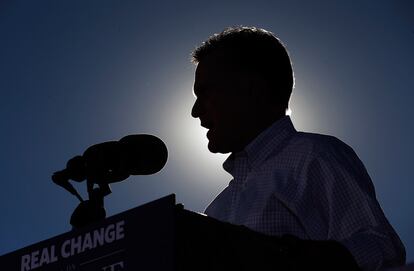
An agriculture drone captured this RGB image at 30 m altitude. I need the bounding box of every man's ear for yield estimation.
[247,76,272,107]
[246,76,286,117]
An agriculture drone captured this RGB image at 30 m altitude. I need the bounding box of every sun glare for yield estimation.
[160,78,229,188]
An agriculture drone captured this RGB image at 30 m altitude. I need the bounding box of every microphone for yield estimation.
[52,134,168,188]
[52,134,168,228]
[119,134,169,176]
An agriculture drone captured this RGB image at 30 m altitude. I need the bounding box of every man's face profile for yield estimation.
[191,51,268,154]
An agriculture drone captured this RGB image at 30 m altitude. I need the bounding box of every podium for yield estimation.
[0,195,288,271]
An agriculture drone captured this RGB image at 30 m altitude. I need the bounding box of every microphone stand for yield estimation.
[70,181,111,229]
[52,134,168,229]
[52,170,112,229]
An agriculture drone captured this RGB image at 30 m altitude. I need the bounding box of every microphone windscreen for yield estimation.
[83,141,130,184]
[66,156,86,182]
[119,134,168,175]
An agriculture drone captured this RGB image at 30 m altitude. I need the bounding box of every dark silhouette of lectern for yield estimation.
[0,194,290,271]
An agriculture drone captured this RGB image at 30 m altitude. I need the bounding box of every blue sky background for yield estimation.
[0,0,413,263]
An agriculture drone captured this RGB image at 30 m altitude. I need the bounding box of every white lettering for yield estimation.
[37,245,58,267]
[21,245,59,271]
[116,221,125,240]
[50,245,58,262]
[20,221,125,271]
[82,232,93,251]
[101,261,124,271]
[93,228,105,247]
[30,250,39,269]
[105,224,115,243]
[71,236,82,256]
[61,240,71,258]
[39,247,49,266]
[21,254,31,271]
[114,261,124,271]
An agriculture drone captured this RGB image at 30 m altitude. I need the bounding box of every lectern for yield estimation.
[0,195,288,271]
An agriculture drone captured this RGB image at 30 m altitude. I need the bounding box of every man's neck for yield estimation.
[232,113,286,155]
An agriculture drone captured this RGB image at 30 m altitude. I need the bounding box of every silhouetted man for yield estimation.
[191,26,405,271]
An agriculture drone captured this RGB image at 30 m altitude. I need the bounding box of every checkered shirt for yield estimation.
[204,116,405,271]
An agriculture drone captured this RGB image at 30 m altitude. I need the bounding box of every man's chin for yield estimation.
[207,141,231,154]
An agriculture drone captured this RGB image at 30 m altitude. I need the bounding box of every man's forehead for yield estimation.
[195,53,241,83]
[194,61,231,96]
[196,57,227,76]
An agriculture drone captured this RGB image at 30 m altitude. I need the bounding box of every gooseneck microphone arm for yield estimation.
[52,169,85,202]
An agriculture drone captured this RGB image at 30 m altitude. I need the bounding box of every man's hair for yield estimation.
[191,26,294,109]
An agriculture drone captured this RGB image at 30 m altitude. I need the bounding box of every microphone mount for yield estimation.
[52,134,168,229]
[52,168,112,229]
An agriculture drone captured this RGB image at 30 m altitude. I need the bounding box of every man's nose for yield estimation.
[191,99,201,118]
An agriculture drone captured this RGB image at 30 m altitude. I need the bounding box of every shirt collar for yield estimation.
[223,116,297,177]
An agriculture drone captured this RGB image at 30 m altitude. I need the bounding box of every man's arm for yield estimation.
[273,234,360,270]
[303,140,406,270]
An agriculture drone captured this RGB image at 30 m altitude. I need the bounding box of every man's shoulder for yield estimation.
[287,131,354,157]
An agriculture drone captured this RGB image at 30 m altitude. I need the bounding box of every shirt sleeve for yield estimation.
[305,139,406,271]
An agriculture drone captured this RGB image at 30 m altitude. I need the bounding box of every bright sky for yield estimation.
[1,0,413,262]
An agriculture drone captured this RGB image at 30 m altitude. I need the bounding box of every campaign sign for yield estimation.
[0,195,177,271]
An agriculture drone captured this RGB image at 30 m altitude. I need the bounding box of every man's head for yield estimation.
[191,26,294,154]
